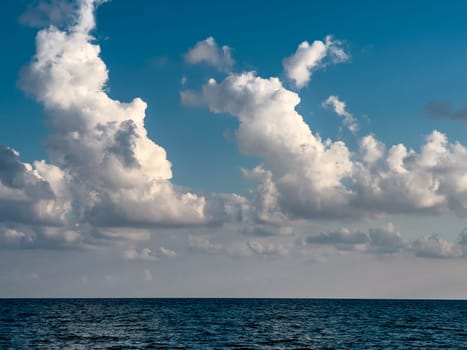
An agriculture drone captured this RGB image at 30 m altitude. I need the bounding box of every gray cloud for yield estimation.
[306,223,405,254]
[368,223,405,253]
[411,234,464,259]
[424,100,467,121]
[307,228,368,246]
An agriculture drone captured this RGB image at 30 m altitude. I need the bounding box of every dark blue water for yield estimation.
[1,299,467,349]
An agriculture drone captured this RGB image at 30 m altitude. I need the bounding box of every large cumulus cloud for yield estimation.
[1,0,215,248]
[200,71,467,222]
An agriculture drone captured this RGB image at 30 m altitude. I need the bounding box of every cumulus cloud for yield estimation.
[4,0,274,253]
[0,145,62,225]
[203,72,354,220]
[283,36,348,88]
[322,95,358,134]
[3,0,218,250]
[184,37,234,72]
[411,235,464,259]
[197,67,467,223]
[367,223,405,253]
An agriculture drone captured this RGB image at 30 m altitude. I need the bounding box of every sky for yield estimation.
[1,0,467,298]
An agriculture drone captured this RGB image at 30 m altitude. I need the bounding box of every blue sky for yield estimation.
[2,0,467,297]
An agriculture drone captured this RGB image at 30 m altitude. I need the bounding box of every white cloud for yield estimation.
[159,246,176,257]
[322,95,358,134]
[283,36,348,88]
[202,72,353,220]
[184,37,234,72]
[198,67,467,223]
[2,0,215,249]
[123,248,159,261]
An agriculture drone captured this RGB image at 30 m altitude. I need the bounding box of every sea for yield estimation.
[1,298,466,349]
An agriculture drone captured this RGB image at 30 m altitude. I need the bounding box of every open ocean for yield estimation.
[1,298,466,349]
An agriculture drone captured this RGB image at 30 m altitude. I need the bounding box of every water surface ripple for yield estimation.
[1,299,466,349]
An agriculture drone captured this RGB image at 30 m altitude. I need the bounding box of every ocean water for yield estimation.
[1,299,466,349]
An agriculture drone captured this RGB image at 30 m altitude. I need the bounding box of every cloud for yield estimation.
[203,72,355,220]
[123,248,159,261]
[184,37,234,72]
[424,100,467,121]
[307,227,368,247]
[4,0,263,252]
[123,246,176,261]
[0,222,83,249]
[246,240,289,257]
[411,235,464,259]
[188,235,223,253]
[9,0,467,266]
[9,0,214,249]
[19,0,77,28]
[306,223,404,254]
[367,223,405,253]
[283,36,348,88]
[0,145,60,225]
[197,68,467,222]
[159,246,176,257]
[322,95,358,134]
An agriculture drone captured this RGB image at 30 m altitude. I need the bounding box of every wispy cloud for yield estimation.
[19,0,76,28]
[322,95,358,134]
[424,100,467,121]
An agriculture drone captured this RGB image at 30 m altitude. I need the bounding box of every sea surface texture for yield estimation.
[1,298,466,349]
